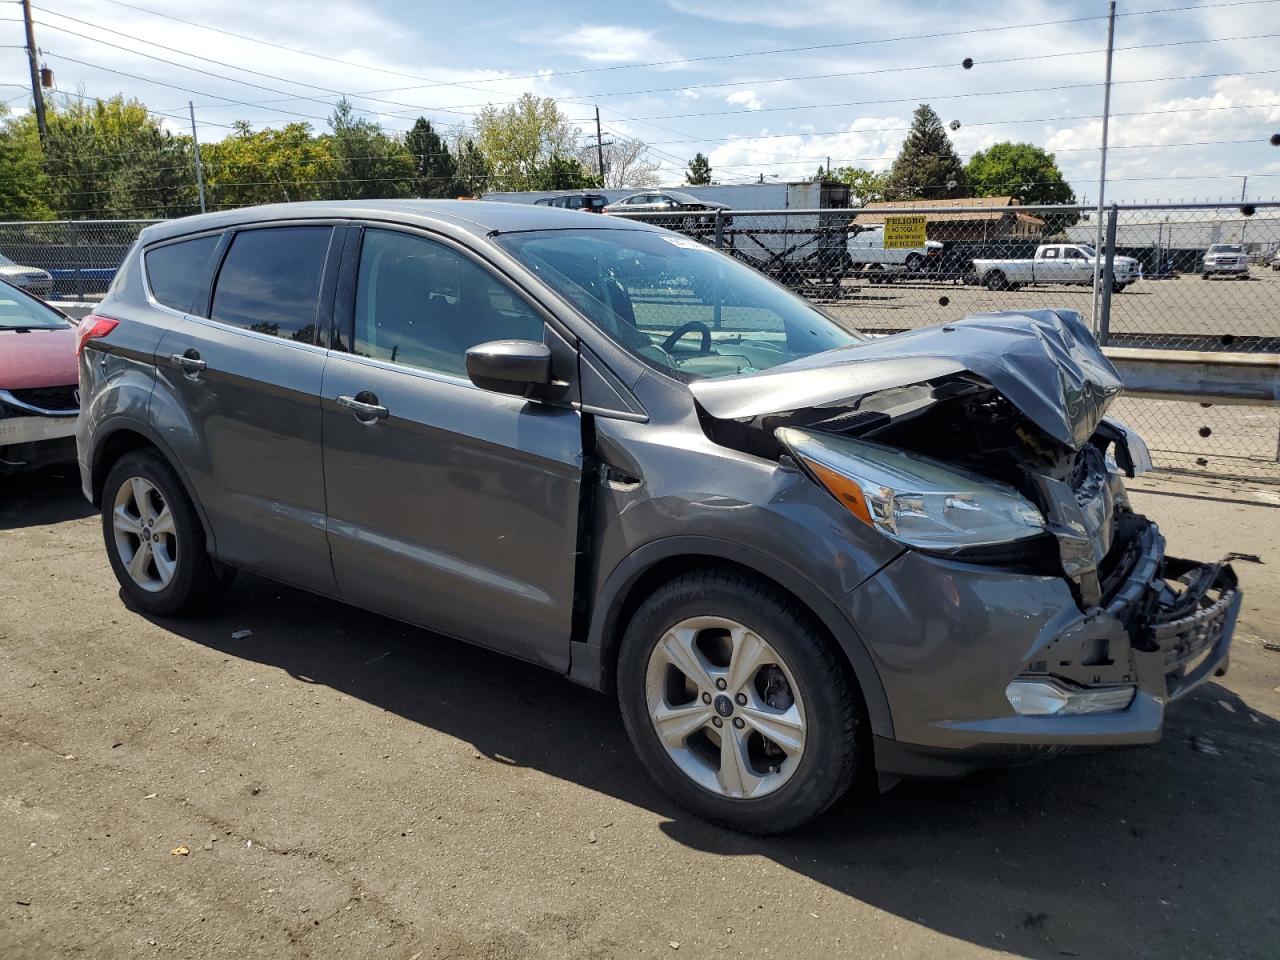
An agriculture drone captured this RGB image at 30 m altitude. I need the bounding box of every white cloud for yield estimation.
[555,25,679,64]
[725,90,763,111]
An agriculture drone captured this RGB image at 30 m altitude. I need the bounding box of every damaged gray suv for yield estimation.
[76,201,1240,833]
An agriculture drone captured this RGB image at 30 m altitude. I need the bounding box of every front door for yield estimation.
[153,223,342,594]
[320,226,583,669]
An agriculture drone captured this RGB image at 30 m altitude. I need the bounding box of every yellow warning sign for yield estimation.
[883,215,927,249]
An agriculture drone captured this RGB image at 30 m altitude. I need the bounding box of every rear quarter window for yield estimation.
[144,234,220,314]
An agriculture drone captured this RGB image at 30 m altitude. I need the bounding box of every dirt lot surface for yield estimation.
[2,468,1278,960]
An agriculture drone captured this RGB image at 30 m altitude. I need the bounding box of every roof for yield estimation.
[853,196,1046,225]
[139,199,651,245]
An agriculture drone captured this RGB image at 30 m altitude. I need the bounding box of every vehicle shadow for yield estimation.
[0,464,95,529]
[141,570,1280,959]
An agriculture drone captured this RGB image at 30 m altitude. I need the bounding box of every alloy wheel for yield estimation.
[112,476,178,593]
[644,616,807,799]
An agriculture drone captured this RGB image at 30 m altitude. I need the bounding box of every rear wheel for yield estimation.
[101,449,233,616]
[905,253,924,274]
[617,569,862,834]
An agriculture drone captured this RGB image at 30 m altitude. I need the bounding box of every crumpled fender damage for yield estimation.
[690,309,1123,450]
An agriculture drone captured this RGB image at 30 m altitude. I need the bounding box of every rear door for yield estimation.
[320,225,583,668]
[152,222,343,594]
[1035,245,1069,283]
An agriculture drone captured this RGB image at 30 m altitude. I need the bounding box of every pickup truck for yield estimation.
[846,226,944,274]
[972,243,1140,292]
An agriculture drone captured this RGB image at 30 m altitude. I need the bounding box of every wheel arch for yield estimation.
[569,537,894,740]
[88,419,216,551]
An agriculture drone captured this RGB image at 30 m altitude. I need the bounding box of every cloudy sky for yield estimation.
[3,0,1279,202]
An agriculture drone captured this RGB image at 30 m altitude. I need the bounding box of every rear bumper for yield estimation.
[846,516,1239,777]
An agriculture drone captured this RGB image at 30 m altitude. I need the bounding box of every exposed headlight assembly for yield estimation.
[776,426,1045,550]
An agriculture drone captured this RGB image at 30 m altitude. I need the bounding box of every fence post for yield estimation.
[713,209,724,250]
[1097,204,1119,346]
[68,220,83,301]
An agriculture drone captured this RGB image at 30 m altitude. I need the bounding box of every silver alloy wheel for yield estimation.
[111,476,178,593]
[644,616,807,800]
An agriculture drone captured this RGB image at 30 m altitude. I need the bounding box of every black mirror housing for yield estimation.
[465,340,552,396]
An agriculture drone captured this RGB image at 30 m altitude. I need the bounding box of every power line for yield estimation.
[29,8,495,122]
[615,68,1280,123]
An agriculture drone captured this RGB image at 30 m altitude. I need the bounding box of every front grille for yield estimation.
[7,384,78,412]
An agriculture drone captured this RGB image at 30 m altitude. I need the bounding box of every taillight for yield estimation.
[75,314,119,356]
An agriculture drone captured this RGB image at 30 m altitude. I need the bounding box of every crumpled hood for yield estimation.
[690,309,1123,449]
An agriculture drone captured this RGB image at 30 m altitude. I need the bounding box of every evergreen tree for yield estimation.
[325,99,415,200]
[882,105,968,200]
[406,117,459,198]
[452,137,490,196]
[686,152,711,185]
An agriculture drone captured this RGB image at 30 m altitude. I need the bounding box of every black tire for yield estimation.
[905,253,924,274]
[1112,281,1127,293]
[1202,273,1211,280]
[617,568,863,834]
[984,270,1007,291]
[101,448,234,616]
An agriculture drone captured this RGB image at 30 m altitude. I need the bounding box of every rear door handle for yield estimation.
[169,351,207,374]
[336,393,389,422]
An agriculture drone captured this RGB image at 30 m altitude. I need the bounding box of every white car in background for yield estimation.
[846,226,943,274]
[1201,243,1249,278]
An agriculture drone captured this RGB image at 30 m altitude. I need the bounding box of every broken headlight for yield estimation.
[776,426,1044,550]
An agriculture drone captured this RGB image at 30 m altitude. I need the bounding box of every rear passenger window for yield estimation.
[211,227,332,342]
[145,235,219,313]
[353,228,544,377]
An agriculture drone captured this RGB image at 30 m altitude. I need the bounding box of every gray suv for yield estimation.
[76,200,1240,833]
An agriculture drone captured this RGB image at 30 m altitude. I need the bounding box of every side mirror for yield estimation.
[465,340,552,396]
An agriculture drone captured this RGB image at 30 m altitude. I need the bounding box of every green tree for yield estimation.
[37,94,198,218]
[203,121,335,207]
[831,166,887,205]
[964,142,1075,206]
[405,117,458,198]
[325,99,415,200]
[686,152,711,185]
[0,103,52,219]
[882,104,968,200]
[473,94,581,191]
[452,136,489,196]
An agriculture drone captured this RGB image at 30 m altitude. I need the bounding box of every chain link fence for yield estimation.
[2,204,1279,480]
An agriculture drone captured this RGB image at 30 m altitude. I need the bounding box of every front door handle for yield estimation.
[336,393,389,422]
[170,351,207,375]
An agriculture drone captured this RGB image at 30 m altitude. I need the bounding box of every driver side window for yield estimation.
[353,229,545,378]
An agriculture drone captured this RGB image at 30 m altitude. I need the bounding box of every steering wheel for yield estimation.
[662,320,712,355]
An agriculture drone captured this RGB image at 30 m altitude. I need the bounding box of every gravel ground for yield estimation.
[2,467,1278,960]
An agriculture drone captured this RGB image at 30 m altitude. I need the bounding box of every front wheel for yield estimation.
[984,270,1008,291]
[617,569,863,834]
[101,449,234,616]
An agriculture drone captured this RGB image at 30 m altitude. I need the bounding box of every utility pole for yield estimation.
[1090,0,1116,334]
[595,106,605,186]
[189,102,207,214]
[21,0,48,144]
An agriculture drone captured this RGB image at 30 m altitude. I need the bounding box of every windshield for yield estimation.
[0,253,14,266]
[495,228,861,381]
[1211,244,1243,253]
[1077,245,1097,258]
[0,284,70,330]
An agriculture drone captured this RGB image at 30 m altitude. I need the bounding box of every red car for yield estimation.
[0,280,79,472]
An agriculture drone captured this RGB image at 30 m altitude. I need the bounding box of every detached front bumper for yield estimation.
[846,515,1240,778]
